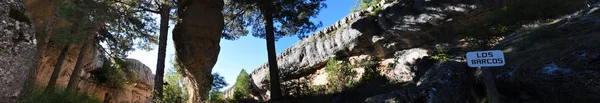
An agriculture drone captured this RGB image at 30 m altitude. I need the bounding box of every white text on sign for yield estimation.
[466,50,505,67]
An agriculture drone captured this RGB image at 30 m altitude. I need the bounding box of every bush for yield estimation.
[18,85,101,103]
[324,58,357,93]
[358,59,379,84]
[431,45,450,62]
[207,91,228,103]
[90,58,136,88]
[160,68,188,103]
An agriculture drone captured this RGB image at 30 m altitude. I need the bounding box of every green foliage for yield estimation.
[233,69,252,100]
[90,58,136,88]
[53,0,158,58]
[51,1,97,44]
[223,0,326,40]
[352,0,382,12]
[207,91,228,103]
[211,73,228,92]
[358,59,378,84]
[160,68,188,103]
[431,45,450,62]
[364,6,383,17]
[18,85,101,103]
[462,0,583,49]
[323,58,357,93]
[207,73,229,103]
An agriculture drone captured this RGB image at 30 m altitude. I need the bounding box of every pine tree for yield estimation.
[44,0,158,93]
[233,69,251,100]
[223,0,326,101]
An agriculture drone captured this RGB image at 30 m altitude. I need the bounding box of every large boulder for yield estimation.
[172,0,224,102]
[0,0,38,102]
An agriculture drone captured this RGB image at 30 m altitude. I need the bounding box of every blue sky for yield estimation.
[128,0,356,87]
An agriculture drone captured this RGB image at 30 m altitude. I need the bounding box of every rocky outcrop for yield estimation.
[33,43,154,103]
[364,62,476,103]
[172,0,224,102]
[366,2,600,103]
[77,59,154,103]
[0,0,37,102]
[491,6,600,102]
[248,0,479,100]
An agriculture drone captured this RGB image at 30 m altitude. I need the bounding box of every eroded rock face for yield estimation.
[0,0,37,102]
[172,0,224,102]
[77,59,154,103]
[248,0,478,100]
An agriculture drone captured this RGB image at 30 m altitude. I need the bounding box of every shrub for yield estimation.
[18,85,101,103]
[358,59,379,84]
[207,91,228,103]
[324,58,357,93]
[160,68,188,103]
[90,58,136,88]
[431,45,450,62]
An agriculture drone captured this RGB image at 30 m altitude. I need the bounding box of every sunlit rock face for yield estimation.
[246,0,478,101]
[172,0,224,102]
[0,0,37,102]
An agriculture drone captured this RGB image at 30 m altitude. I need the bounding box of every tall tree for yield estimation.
[233,69,252,100]
[109,0,176,100]
[45,0,158,92]
[44,44,70,93]
[224,0,326,101]
[66,35,93,90]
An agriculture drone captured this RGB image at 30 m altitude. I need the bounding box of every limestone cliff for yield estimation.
[245,0,479,101]
[0,0,37,102]
[22,0,156,102]
[226,0,600,102]
[35,43,155,103]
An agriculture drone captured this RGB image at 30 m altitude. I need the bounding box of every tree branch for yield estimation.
[112,0,160,13]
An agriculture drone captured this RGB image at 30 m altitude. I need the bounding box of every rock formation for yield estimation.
[0,0,37,102]
[231,0,599,102]
[76,59,154,103]
[33,42,155,103]
[172,0,224,102]
[246,0,479,101]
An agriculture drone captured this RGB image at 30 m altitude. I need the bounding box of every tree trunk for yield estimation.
[262,0,282,102]
[44,43,71,93]
[66,35,94,90]
[154,4,170,101]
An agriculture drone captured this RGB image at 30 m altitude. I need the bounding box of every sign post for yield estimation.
[466,50,505,103]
